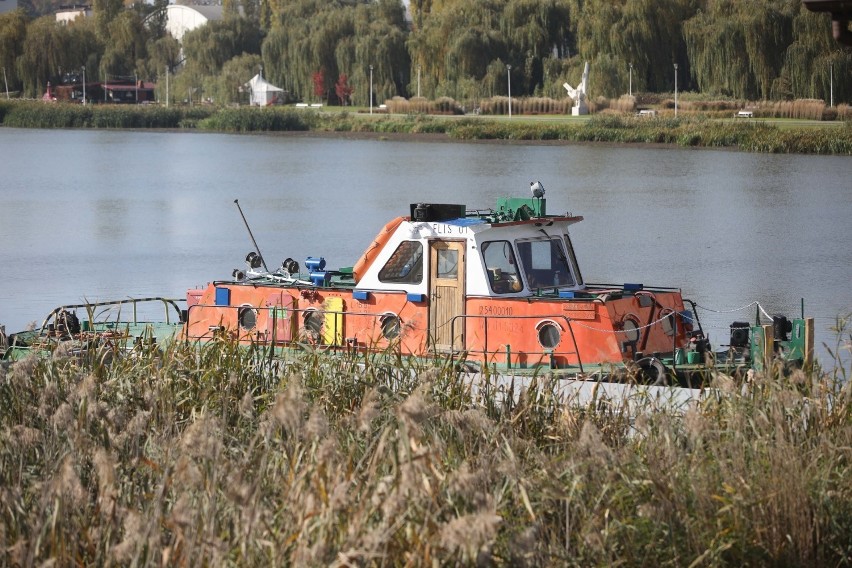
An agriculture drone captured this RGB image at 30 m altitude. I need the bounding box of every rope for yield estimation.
[569,311,676,335]
[694,301,775,322]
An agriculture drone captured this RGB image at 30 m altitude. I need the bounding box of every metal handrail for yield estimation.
[40,297,184,333]
[449,313,584,373]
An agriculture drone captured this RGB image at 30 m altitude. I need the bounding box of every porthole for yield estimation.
[622,318,640,343]
[238,306,257,330]
[380,314,401,340]
[303,310,322,342]
[537,321,562,349]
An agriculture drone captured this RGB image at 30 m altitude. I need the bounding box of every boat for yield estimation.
[1,193,813,388]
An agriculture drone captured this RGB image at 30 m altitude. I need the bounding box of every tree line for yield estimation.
[0,0,849,107]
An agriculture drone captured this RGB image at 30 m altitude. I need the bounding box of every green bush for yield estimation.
[198,107,311,132]
[0,101,213,129]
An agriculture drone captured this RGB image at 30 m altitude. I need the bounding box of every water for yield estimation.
[1,127,850,364]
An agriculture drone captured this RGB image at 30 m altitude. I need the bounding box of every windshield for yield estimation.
[516,238,575,289]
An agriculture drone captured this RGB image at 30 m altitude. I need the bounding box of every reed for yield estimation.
[198,107,314,132]
[0,101,214,129]
[1,100,849,154]
[443,115,852,154]
[1,320,850,566]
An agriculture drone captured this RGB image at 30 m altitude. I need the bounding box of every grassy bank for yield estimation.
[1,100,851,155]
[1,331,851,566]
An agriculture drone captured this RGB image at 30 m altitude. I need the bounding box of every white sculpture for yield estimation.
[563,61,590,116]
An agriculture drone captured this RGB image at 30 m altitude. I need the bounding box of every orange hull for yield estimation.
[184,283,689,369]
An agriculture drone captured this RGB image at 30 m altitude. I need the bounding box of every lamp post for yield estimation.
[81,65,85,104]
[673,63,678,117]
[629,62,633,97]
[3,66,9,99]
[165,66,169,107]
[369,65,373,114]
[830,62,834,107]
[417,65,421,98]
[507,64,512,118]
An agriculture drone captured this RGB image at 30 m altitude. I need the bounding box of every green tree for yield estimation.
[210,52,262,104]
[92,0,123,41]
[262,0,407,103]
[183,17,263,76]
[145,0,170,39]
[100,11,149,78]
[0,10,29,94]
[783,6,851,102]
[144,33,181,79]
[684,0,794,99]
[18,15,73,96]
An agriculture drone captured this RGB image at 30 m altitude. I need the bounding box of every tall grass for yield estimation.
[1,326,850,566]
[444,115,852,154]
[0,101,213,129]
[198,107,315,132]
[2,100,849,154]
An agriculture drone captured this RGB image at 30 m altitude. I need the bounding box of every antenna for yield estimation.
[234,199,269,273]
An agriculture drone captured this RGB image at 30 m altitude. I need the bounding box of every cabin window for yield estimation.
[516,238,576,289]
[564,236,583,286]
[378,241,423,283]
[481,240,524,294]
[436,249,458,278]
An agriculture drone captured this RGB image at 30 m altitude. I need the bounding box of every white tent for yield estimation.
[244,74,285,106]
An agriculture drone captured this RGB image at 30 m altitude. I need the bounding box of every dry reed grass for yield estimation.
[0,323,850,566]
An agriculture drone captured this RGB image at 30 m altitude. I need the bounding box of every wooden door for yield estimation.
[429,240,465,351]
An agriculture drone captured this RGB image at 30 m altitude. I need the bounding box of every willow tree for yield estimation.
[211,52,262,104]
[0,10,28,94]
[407,0,506,99]
[144,33,181,80]
[92,0,123,41]
[501,0,573,94]
[18,16,73,96]
[262,0,408,104]
[609,0,697,94]
[783,7,851,102]
[352,1,410,104]
[684,0,795,99]
[100,11,149,78]
[562,0,696,97]
[182,17,263,77]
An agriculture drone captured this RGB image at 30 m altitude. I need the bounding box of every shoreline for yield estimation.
[230,128,715,152]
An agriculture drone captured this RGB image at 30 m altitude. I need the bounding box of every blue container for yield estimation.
[310,271,330,286]
[215,287,231,306]
[305,257,326,271]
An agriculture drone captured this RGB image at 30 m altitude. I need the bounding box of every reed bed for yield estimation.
[0,101,213,129]
[198,107,314,132]
[443,115,852,154]
[1,324,850,566]
[478,96,573,116]
[1,100,849,154]
[384,96,465,115]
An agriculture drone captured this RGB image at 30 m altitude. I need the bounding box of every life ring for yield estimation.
[352,216,405,283]
[637,356,668,386]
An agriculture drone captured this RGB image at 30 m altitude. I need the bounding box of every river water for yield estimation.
[1,127,850,365]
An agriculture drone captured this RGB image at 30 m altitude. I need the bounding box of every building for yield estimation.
[164,3,228,43]
[56,4,91,24]
[54,78,156,104]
